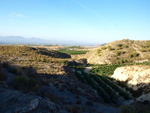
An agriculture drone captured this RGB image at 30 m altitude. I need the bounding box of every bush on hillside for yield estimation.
[108,46,113,51]
[121,102,150,113]
[0,65,7,81]
[128,52,140,58]
[147,48,150,52]
[101,47,107,50]
[117,59,128,64]
[116,51,123,56]
[13,75,40,92]
[146,41,150,47]
[123,44,129,48]
[97,49,101,54]
[140,49,147,52]
[116,44,123,47]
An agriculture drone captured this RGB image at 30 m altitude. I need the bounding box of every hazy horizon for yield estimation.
[0,0,150,44]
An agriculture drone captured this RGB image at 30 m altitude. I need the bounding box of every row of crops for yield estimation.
[73,62,150,104]
[74,68,132,104]
[90,63,149,97]
[90,61,150,76]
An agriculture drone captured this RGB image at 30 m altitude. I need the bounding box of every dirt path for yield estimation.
[84,66,92,74]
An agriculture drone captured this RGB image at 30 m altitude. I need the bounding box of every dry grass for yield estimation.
[0,45,71,75]
[86,39,150,64]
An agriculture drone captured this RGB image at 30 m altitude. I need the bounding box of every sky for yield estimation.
[0,0,150,44]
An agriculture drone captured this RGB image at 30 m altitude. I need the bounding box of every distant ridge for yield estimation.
[0,36,50,45]
[0,36,100,46]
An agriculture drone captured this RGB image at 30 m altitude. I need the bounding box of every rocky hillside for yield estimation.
[85,39,150,64]
[0,61,120,113]
[0,45,71,75]
[112,65,150,101]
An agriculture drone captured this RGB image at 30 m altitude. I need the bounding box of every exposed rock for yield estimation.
[112,65,150,101]
[0,84,63,113]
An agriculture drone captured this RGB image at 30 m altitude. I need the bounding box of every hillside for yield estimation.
[85,39,150,64]
[0,45,71,75]
[0,45,121,113]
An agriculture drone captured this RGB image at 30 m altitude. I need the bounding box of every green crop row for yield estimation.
[90,74,118,104]
[80,70,111,103]
[75,70,87,84]
[97,75,130,100]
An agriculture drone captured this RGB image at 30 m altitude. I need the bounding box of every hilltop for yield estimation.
[85,39,150,64]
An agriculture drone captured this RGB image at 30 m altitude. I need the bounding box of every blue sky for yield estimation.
[0,0,150,44]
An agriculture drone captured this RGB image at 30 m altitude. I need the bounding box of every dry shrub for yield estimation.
[0,64,7,81]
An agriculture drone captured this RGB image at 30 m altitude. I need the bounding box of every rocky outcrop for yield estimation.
[0,83,65,113]
[111,65,150,101]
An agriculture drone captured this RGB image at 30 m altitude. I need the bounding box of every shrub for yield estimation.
[123,44,129,48]
[131,40,134,43]
[9,66,21,75]
[13,75,40,92]
[2,62,10,68]
[97,49,101,54]
[108,46,113,51]
[62,60,70,66]
[133,52,140,57]
[140,49,146,52]
[0,65,7,81]
[117,59,128,64]
[121,103,150,113]
[146,41,150,47]
[128,53,134,58]
[101,47,107,50]
[147,48,150,52]
[116,51,122,56]
[128,52,140,58]
[117,47,123,50]
[116,44,123,47]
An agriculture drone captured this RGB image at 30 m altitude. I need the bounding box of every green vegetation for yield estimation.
[58,49,88,55]
[97,49,101,54]
[147,48,150,52]
[90,63,150,97]
[128,52,140,58]
[146,40,150,47]
[123,44,128,48]
[80,70,111,103]
[90,74,118,103]
[91,64,122,76]
[101,46,107,50]
[0,64,7,81]
[73,65,132,103]
[117,59,129,64]
[121,103,150,113]
[108,46,114,51]
[75,70,87,84]
[140,48,146,52]
[97,74,130,99]
[57,46,89,55]
[116,50,124,56]
[13,75,40,92]
[116,44,123,47]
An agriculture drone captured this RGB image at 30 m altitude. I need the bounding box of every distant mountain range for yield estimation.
[0,36,104,46]
[0,36,51,45]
